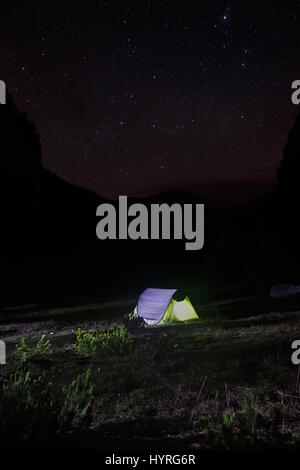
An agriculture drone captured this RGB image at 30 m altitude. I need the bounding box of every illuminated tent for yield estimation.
[133,288,199,326]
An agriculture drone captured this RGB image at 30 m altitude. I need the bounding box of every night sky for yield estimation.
[1,1,300,200]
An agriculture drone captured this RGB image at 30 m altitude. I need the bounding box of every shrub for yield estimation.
[124,310,144,329]
[0,367,96,438]
[59,368,94,430]
[241,398,257,433]
[74,326,132,356]
[0,369,54,438]
[14,334,52,362]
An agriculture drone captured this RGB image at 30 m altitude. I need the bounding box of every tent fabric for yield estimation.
[161,296,198,324]
[137,288,177,323]
[136,288,199,326]
[270,284,300,298]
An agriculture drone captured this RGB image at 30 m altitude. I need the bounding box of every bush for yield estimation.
[74,326,132,357]
[124,310,144,329]
[0,369,54,439]
[0,367,95,439]
[14,334,52,362]
[59,368,94,430]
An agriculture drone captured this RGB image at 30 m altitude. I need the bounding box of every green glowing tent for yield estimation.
[133,288,199,326]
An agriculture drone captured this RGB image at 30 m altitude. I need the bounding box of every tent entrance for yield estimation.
[159,296,199,324]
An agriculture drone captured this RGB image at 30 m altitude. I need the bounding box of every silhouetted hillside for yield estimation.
[275,111,300,278]
[39,168,105,248]
[1,92,105,251]
[0,94,208,306]
[277,112,300,202]
[2,92,300,308]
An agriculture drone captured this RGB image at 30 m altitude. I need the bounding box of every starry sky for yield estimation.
[1,0,300,200]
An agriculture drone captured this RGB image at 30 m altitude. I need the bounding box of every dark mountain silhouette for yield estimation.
[1,91,299,309]
[0,93,107,305]
[277,112,300,201]
[1,92,42,235]
[1,92,105,250]
[275,112,300,278]
[0,93,208,306]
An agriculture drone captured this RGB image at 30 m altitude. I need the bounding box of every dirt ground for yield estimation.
[1,292,300,450]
